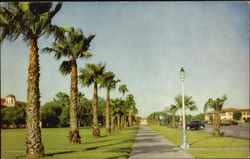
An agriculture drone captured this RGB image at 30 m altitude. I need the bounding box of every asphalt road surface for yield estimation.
[129,126,193,159]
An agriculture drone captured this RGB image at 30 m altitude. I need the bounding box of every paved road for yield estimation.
[203,125,250,139]
[129,126,193,159]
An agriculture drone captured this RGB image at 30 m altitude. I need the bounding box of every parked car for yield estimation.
[186,120,205,130]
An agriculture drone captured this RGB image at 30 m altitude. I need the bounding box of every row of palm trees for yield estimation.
[147,94,228,136]
[0,2,138,158]
[147,95,197,127]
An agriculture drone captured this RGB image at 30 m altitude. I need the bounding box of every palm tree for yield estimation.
[173,95,197,123]
[0,2,63,158]
[204,95,227,136]
[111,98,125,130]
[110,98,120,131]
[118,84,129,128]
[118,84,129,99]
[42,27,95,143]
[174,95,197,111]
[165,105,178,128]
[120,100,130,129]
[79,63,106,137]
[125,94,136,126]
[100,71,120,133]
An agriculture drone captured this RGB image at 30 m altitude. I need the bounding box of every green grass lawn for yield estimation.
[150,125,250,158]
[1,126,139,159]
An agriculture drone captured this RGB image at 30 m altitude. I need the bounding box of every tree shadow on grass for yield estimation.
[16,151,76,158]
[85,142,123,151]
[45,150,76,157]
[103,155,128,159]
[83,137,128,145]
[189,136,213,146]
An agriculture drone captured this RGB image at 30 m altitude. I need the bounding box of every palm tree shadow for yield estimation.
[189,136,213,146]
[45,150,76,157]
[16,151,76,158]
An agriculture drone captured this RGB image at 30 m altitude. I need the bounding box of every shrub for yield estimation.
[1,105,26,128]
[233,111,242,120]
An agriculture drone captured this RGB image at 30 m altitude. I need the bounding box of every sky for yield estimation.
[1,2,249,117]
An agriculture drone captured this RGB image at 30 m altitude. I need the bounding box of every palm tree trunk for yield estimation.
[92,83,100,137]
[105,88,111,133]
[128,109,133,126]
[117,114,121,130]
[121,115,125,129]
[171,114,177,128]
[69,60,81,144]
[26,39,44,158]
[213,112,221,136]
[111,115,115,131]
[124,115,128,128]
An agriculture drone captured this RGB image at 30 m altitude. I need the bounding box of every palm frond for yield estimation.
[49,2,62,19]
[79,52,92,59]
[59,60,72,75]
[204,98,213,112]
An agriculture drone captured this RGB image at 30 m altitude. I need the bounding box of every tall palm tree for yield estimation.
[204,95,227,136]
[79,63,106,137]
[100,71,120,133]
[0,2,63,158]
[42,27,95,143]
[118,84,129,99]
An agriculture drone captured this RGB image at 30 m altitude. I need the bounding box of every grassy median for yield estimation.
[1,126,139,159]
[150,125,250,158]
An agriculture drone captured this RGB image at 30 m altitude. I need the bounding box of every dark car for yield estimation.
[186,120,205,130]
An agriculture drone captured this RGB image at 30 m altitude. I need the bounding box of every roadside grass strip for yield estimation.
[150,125,250,158]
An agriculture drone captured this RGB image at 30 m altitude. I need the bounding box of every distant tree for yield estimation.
[59,106,70,127]
[233,111,242,120]
[53,92,70,107]
[190,113,205,121]
[204,95,227,136]
[41,102,62,128]
[77,97,92,127]
[1,105,26,126]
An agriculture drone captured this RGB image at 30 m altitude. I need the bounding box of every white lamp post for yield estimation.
[180,67,190,149]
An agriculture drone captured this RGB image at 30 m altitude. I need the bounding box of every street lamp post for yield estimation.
[180,67,190,149]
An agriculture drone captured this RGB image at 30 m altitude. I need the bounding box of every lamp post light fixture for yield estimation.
[180,67,190,149]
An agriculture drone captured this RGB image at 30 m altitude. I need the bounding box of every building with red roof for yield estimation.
[1,94,26,107]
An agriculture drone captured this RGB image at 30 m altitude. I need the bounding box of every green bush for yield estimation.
[41,101,62,128]
[233,111,242,120]
[221,119,230,125]
[1,104,26,127]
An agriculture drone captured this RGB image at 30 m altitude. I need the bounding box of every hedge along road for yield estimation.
[203,124,250,139]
